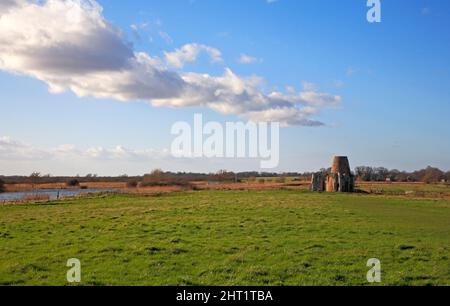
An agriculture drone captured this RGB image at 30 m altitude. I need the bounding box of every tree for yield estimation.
[145,169,165,182]
[29,172,41,189]
[142,169,176,186]
[66,179,80,187]
[0,178,5,193]
[215,170,236,182]
[413,166,444,183]
[387,169,401,182]
[126,180,139,188]
[445,171,450,182]
[373,167,389,181]
[355,166,374,181]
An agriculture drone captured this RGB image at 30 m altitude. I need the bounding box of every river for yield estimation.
[0,188,116,202]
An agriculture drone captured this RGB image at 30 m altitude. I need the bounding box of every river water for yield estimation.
[0,188,116,202]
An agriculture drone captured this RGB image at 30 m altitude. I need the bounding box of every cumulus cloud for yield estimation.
[0,136,169,162]
[0,136,51,160]
[152,69,340,126]
[164,43,223,68]
[0,0,341,126]
[0,0,24,12]
[238,54,259,64]
[301,81,317,92]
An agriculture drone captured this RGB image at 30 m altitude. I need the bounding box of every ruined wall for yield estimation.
[314,156,355,193]
[311,173,326,192]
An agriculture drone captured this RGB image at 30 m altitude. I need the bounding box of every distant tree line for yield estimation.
[0,171,291,185]
[354,166,450,183]
[1,166,449,185]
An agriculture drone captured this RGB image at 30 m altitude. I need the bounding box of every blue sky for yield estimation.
[0,0,450,175]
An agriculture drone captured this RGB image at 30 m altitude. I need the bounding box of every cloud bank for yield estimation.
[0,0,341,126]
[0,136,169,162]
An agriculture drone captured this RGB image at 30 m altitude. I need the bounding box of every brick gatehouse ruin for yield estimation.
[311,156,355,193]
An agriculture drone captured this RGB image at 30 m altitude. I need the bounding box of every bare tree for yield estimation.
[29,172,41,190]
[416,166,444,183]
[355,166,374,181]
[215,170,236,182]
[445,171,450,182]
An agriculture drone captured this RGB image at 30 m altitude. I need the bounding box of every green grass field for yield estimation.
[0,190,449,286]
[358,183,450,195]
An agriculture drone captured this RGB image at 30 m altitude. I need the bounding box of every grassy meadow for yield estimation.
[0,190,449,286]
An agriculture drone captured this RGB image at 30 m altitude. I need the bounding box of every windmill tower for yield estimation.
[326,156,355,192]
[311,156,355,193]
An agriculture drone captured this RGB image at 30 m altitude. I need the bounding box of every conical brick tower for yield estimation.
[331,156,351,175]
[326,156,354,192]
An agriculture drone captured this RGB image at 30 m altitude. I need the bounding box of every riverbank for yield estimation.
[3,182,126,192]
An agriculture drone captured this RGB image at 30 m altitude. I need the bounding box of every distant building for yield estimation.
[311,156,355,193]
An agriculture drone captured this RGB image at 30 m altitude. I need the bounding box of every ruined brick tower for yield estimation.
[311,156,355,193]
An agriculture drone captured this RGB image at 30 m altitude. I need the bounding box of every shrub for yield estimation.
[276,177,287,184]
[66,179,80,187]
[0,178,4,193]
[215,170,236,182]
[258,178,266,184]
[21,194,51,202]
[127,180,139,188]
[141,170,191,187]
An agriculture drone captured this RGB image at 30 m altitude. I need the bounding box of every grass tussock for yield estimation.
[20,194,51,202]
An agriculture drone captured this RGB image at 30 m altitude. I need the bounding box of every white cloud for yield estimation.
[333,80,345,88]
[0,136,169,162]
[346,67,358,77]
[0,0,24,12]
[0,136,51,160]
[0,136,278,175]
[159,31,173,44]
[246,108,323,127]
[238,54,259,64]
[301,81,317,92]
[0,0,341,127]
[285,86,296,94]
[0,1,183,100]
[164,43,223,68]
[153,69,340,126]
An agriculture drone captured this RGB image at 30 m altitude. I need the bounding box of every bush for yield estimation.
[21,194,50,202]
[141,170,191,187]
[127,180,139,188]
[0,178,4,193]
[214,170,236,182]
[276,177,287,184]
[258,178,266,184]
[66,179,80,187]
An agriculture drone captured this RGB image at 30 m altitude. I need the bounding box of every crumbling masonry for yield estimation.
[311,156,355,193]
